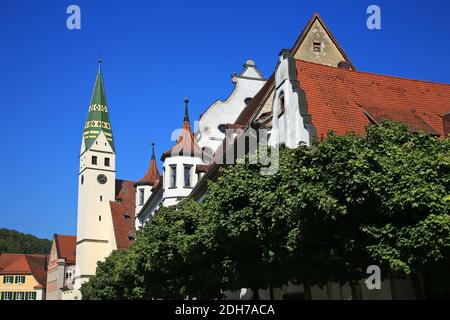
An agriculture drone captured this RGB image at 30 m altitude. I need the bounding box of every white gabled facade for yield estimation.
[269,51,315,148]
[196,60,266,154]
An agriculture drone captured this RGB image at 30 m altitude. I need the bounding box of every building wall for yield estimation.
[75,131,117,298]
[0,275,44,300]
[135,184,153,224]
[293,19,348,68]
[269,53,312,148]
[162,155,205,207]
[196,60,266,154]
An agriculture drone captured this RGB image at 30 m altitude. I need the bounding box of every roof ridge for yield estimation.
[290,13,356,70]
[296,58,450,87]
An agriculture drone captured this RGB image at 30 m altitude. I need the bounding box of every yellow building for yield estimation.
[0,253,48,300]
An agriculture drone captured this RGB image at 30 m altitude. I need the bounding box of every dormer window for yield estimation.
[313,41,322,53]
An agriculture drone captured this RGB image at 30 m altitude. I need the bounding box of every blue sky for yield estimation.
[1,0,450,240]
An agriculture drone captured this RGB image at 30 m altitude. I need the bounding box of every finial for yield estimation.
[183,97,190,122]
[151,142,155,160]
[98,50,102,72]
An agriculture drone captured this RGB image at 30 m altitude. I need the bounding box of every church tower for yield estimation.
[74,59,117,296]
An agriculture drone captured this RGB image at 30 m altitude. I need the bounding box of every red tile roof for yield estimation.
[137,143,161,187]
[54,234,76,264]
[295,59,450,138]
[110,179,136,250]
[162,103,204,160]
[0,253,47,288]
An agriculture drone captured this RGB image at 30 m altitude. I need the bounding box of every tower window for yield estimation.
[313,41,322,53]
[99,215,102,222]
[92,156,97,165]
[139,188,145,206]
[100,196,102,202]
[170,165,177,188]
[81,175,84,185]
[184,165,192,188]
[104,157,110,167]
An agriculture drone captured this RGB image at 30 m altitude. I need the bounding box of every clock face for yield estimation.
[97,174,108,184]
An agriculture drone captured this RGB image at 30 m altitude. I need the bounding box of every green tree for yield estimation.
[83,121,450,299]
[0,228,51,254]
[81,250,130,300]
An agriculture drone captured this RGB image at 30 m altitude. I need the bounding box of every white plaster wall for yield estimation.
[196,62,266,154]
[162,155,205,205]
[135,185,152,229]
[270,55,310,148]
[75,131,117,294]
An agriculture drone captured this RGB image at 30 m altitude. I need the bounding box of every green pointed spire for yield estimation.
[83,58,115,152]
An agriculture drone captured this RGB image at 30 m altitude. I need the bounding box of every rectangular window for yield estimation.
[104,157,110,167]
[92,156,97,165]
[15,292,24,300]
[4,276,13,284]
[29,292,36,300]
[15,276,25,284]
[278,94,285,117]
[184,165,192,188]
[3,292,12,300]
[313,41,322,52]
[139,188,145,206]
[170,165,177,188]
[65,272,72,280]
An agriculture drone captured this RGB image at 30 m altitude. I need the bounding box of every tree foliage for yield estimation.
[0,228,52,254]
[82,121,450,299]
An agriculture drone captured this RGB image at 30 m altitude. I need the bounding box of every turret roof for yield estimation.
[161,98,204,160]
